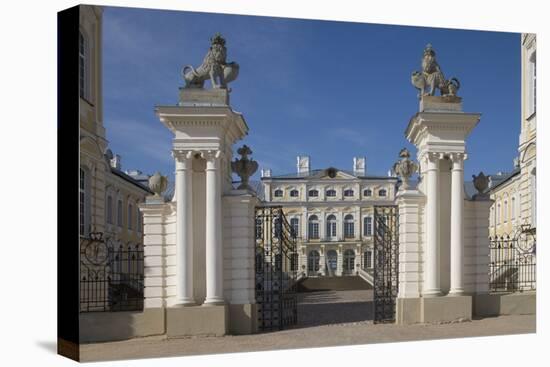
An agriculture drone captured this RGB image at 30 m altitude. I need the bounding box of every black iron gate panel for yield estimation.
[255,206,298,331]
[373,205,399,324]
[489,225,536,293]
[80,233,144,312]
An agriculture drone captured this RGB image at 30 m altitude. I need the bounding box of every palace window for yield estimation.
[511,197,516,221]
[363,216,372,236]
[326,189,336,197]
[502,200,508,223]
[343,249,355,275]
[308,189,319,197]
[290,189,299,197]
[79,168,88,236]
[496,202,501,225]
[117,199,123,227]
[308,215,319,239]
[378,189,387,197]
[137,205,142,232]
[106,195,113,224]
[128,203,133,230]
[274,189,283,197]
[290,218,299,238]
[326,215,337,238]
[364,251,373,269]
[79,30,89,100]
[344,189,354,197]
[344,214,354,238]
[528,51,536,116]
[363,189,372,197]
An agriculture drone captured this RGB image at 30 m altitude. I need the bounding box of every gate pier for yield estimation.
[395,94,487,324]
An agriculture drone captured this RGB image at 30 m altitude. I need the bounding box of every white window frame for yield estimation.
[308,189,319,198]
[326,188,336,197]
[289,189,299,198]
[290,217,299,238]
[106,195,113,224]
[128,202,134,230]
[274,189,283,197]
[364,188,372,197]
[363,216,372,236]
[117,199,123,227]
[308,215,319,239]
[378,189,387,197]
[326,214,337,238]
[503,200,508,223]
[343,188,354,197]
[344,214,355,238]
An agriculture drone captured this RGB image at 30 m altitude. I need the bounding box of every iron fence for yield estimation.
[80,236,144,312]
[255,206,298,331]
[489,226,536,293]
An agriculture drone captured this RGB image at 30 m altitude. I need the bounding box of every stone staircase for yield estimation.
[297,276,372,292]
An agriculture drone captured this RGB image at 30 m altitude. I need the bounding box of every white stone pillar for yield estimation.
[174,151,195,306]
[424,152,442,296]
[450,153,465,295]
[204,151,225,305]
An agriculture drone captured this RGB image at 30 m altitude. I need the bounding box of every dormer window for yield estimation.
[308,189,319,197]
[274,189,283,197]
[326,189,336,197]
[344,189,354,197]
[378,189,387,197]
[290,189,299,197]
[363,189,372,197]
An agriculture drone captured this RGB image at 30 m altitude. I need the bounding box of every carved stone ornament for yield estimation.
[181,33,240,89]
[231,145,259,190]
[411,44,460,99]
[472,172,489,195]
[393,148,419,190]
[148,172,168,197]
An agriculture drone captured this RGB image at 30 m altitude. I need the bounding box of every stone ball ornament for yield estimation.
[148,171,168,197]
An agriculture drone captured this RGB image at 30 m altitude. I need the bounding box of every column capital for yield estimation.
[172,149,194,162]
[203,150,223,161]
[449,152,467,165]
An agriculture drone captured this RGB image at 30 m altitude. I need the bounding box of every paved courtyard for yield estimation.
[80,289,535,362]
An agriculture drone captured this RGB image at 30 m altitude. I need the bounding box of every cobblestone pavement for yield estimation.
[80,290,535,362]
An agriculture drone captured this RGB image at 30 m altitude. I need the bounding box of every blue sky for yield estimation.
[103,6,521,182]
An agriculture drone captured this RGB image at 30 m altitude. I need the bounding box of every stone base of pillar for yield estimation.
[420,295,472,323]
[396,298,421,325]
[228,303,258,335]
[166,304,228,337]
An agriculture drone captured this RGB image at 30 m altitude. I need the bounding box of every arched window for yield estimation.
[290,189,299,197]
[274,189,283,197]
[290,218,299,238]
[326,215,337,238]
[363,189,372,197]
[136,204,142,232]
[503,200,508,223]
[511,197,516,221]
[378,189,387,197]
[308,215,319,239]
[343,249,355,275]
[344,214,354,238]
[363,216,372,236]
[308,250,320,275]
[344,189,354,197]
[326,189,336,197]
[496,202,501,225]
[308,189,319,197]
[128,202,134,230]
[117,199,123,227]
[106,195,113,224]
[490,206,494,226]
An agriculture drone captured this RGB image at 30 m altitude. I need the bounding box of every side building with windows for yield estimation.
[260,155,398,278]
[489,33,536,236]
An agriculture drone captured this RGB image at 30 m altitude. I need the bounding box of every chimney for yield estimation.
[297,156,310,175]
[110,154,122,170]
[261,168,272,178]
[353,157,366,176]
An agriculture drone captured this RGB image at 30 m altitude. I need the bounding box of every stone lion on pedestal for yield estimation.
[182,33,239,89]
[411,44,460,98]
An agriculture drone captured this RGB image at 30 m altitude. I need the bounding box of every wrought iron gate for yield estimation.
[373,205,399,324]
[255,206,298,331]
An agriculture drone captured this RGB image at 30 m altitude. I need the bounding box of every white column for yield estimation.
[449,153,465,295]
[174,151,195,305]
[204,151,225,305]
[424,152,442,296]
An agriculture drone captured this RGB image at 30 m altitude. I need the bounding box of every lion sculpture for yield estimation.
[411,44,460,98]
[182,33,239,89]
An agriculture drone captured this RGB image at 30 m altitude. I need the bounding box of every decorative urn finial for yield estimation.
[393,148,419,190]
[148,172,168,197]
[472,172,489,195]
[231,145,259,190]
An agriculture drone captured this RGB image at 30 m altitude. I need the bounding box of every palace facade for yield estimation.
[489,33,536,237]
[260,155,398,277]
